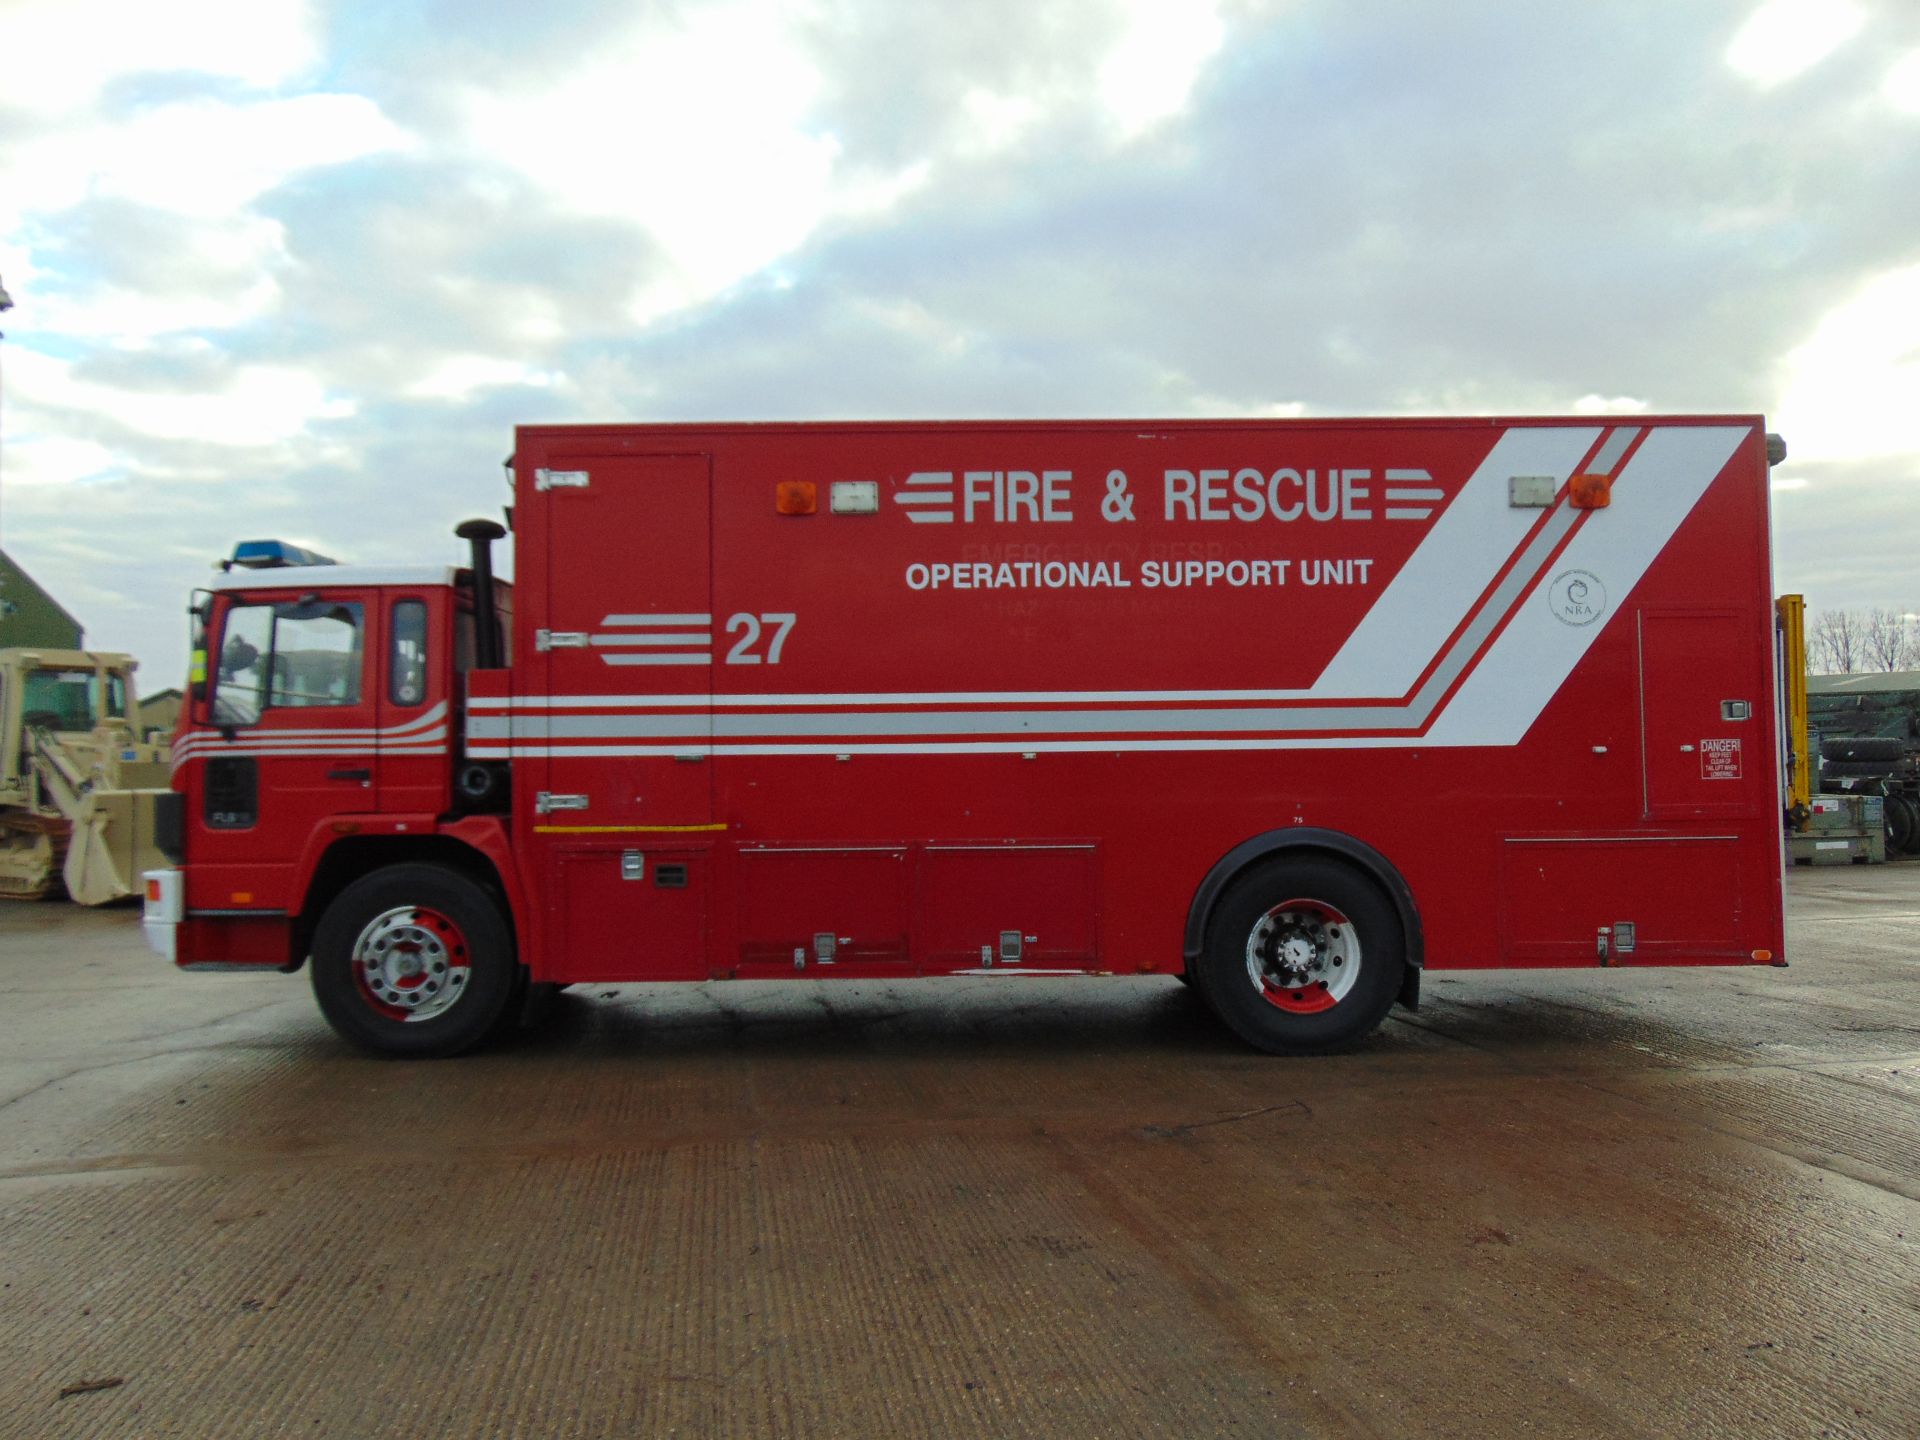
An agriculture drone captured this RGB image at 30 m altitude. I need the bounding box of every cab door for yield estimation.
[539,453,713,826]
[186,589,379,910]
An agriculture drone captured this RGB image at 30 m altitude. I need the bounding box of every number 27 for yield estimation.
[724,612,796,665]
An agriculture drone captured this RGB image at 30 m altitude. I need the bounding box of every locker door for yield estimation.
[542,453,712,826]
[1639,609,1764,820]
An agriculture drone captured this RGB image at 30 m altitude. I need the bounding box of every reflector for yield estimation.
[1569,474,1613,509]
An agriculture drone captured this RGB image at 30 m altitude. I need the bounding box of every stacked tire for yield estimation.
[1817,736,1920,856]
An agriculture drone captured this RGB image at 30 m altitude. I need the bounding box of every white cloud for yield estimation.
[958,88,1048,155]
[461,0,1225,323]
[1774,262,1920,463]
[1886,49,1920,113]
[8,345,354,449]
[1,95,411,339]
[1098,0,1226,137]
[0,0,318,113]
[2,435,123,490]
[464,4,855,317]
[407,355,565,401]
[1573,394,1652,415]
[24,215,289,339]
[1726,0,1865,87]
[3,95,411,226]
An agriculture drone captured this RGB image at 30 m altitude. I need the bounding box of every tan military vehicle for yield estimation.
[0,648,173,903]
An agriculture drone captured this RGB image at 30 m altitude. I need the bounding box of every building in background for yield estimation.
[0,548,84,649]
[139,686,183,742]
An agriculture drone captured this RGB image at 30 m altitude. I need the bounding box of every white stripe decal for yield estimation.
[171,702,449,745]
[1311,426,1600,699]
[590,635,713,647]
[171,703,451,765]
[1422,425,1745,745]
[467,689,1325,709]
[175,746,449,766]
[470,737,1480,758]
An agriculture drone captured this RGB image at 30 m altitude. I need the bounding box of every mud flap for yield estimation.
[1396,963,1421,1012]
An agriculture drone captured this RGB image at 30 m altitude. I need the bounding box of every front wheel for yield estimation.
[310,864,518,1058]
[1195,857,1405,1055]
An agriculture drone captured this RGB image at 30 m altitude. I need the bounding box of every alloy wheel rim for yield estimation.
[1245,898,1360,1014]
[351,906,470,1023]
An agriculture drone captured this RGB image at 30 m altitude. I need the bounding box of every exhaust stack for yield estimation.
[455,518,507,669]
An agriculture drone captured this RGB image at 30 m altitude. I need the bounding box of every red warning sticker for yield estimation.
[1700,737,1742,780]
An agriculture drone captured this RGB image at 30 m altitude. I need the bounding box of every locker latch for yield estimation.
[535,791,588,814]
[536,629,590,651]
[620,851,645,882]
[534,468,590,491]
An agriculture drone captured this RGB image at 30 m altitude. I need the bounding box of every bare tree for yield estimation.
[1809,608,1862,674]
[1862,607,1919,672]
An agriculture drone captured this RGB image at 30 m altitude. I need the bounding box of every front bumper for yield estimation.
[142,869,182,963]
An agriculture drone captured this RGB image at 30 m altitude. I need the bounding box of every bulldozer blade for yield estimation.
[61,788,171,907]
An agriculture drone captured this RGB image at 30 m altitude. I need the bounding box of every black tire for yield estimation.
[1820,736,1904,763]
[310,863,519,1058]
[1819,760,1902,779]
[1886,795,1918,856]
[1194,857,1405,1055]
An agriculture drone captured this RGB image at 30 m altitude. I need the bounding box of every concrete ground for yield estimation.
[0,866,1916,1439]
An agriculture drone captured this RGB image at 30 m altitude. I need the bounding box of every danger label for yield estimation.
[1700,737,1742,780]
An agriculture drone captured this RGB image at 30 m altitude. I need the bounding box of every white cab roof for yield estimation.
[205,565,461,592]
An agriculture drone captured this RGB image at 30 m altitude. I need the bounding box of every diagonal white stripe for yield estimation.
[1311,426,1601,699]
[1421,425,1749,745]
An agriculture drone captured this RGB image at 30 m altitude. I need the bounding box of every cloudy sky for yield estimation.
[1,0,1916,686]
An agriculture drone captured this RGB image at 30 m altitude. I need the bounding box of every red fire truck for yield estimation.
[144,417,1788,1057]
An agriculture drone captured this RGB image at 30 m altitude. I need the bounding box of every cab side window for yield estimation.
[214,601,365,724]
[389,600,428,706]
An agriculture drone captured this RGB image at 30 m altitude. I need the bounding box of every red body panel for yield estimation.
[171,416,1786,987]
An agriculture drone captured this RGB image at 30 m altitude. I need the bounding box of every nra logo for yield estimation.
[1547,569,1607,626]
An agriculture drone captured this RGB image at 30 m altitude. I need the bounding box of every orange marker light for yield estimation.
[775,481,817,515]
[146,878,162,903]
[231,891,253,905]
[1569,473,1613,509]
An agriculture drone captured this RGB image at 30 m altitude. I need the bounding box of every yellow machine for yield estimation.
[0,648,173,903]
[1776,595,1810,829]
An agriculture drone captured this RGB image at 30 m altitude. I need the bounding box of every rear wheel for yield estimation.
[1196,857,1405,1055]
[311,864,518,1058]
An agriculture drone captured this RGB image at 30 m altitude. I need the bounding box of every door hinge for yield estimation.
[535,468,590,492]
[535,791,589,814]
[536,629,590,651]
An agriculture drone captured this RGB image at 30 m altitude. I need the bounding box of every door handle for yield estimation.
[328,767,372,782]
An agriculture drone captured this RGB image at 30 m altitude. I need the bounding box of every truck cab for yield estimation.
[150,538,520,1049]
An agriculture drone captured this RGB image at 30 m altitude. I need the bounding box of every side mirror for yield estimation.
[188,593,213,717]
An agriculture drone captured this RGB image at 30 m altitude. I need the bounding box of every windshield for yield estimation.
[214,599,365,724]
[21,668,113,730]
